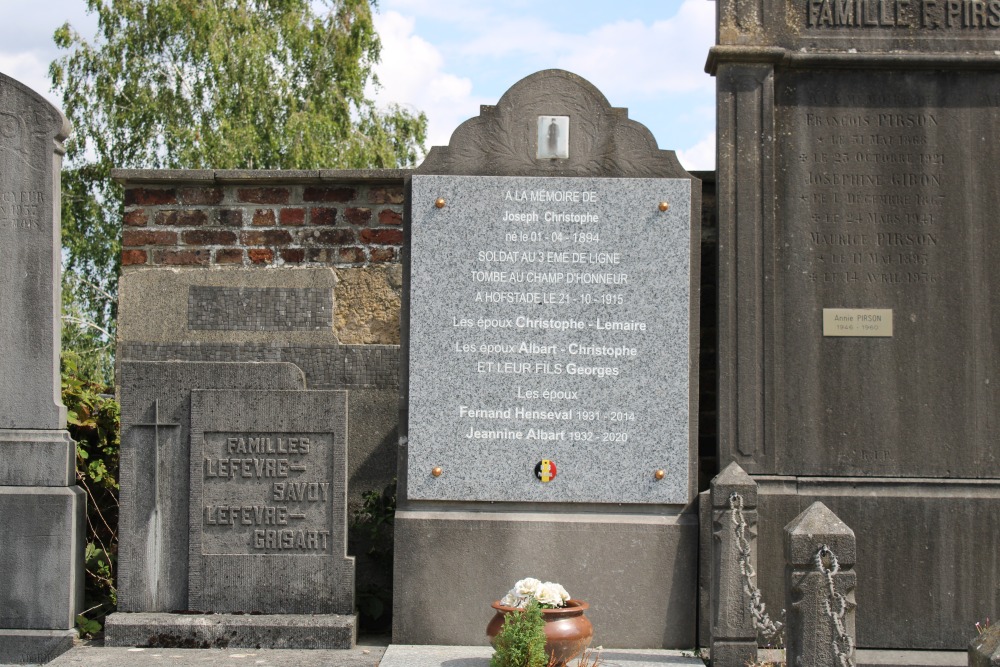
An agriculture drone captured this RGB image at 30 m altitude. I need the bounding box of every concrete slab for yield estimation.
[379,645,705,667]
[393,510,698,648]
[757,648,967,666]
[0,629,76,665]
[104,613,356,650]
[40,645,383,667]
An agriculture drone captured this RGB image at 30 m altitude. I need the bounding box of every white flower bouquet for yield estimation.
[498,577,571,609]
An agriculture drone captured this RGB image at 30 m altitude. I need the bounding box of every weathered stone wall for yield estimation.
[115,169,407,346]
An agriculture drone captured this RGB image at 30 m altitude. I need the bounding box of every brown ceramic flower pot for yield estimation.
[486,599,593,666]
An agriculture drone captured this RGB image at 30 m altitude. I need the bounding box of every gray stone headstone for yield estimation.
[0,72,83,664]
[188,389,353,615]
[395,69,702,648]
[0,72,70,431]
[407,174,692,504]
[116,361,305,613]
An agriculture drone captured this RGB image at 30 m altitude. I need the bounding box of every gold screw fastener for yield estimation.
[658,202,669,212]
[435,198,446,209]
[432,466,443,477]
[654,469,666,481]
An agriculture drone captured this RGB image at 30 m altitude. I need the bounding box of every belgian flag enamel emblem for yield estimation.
[534,459,557,483]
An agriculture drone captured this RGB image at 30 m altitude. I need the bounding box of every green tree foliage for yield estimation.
[50,0,427,381]
[349,478,396,631]
[62,351,120,634]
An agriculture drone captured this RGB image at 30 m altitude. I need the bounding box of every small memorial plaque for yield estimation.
[823,308,893,337]
[408,175,692,504]
[188,389,352,614]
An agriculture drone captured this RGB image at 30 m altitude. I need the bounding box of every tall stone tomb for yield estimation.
[0,73,84,662]
[709,0,1000,649]
[394,70,701,646]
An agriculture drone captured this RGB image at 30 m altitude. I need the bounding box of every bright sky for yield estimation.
[0,0,716,169]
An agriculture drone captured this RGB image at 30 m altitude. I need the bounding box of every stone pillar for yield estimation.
[784,502,856,667]
[970,625,1000,667]
[709,462,757,667]
[0,72,84,663]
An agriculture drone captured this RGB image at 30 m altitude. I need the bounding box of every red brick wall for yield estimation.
[115,171,407,268]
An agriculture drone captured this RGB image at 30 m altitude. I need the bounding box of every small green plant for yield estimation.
[349,479,396,631]
[490,599,548,667]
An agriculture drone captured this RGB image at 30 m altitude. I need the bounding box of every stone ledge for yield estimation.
[0,430,75,486]
[0,629,76,664]
[758,648,966,666]
[111,169,411,185]
[705,46,1000,74]
[104,613,357,650]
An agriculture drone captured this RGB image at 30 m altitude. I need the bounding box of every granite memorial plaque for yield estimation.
[189,389,353,614]
[407,175,692,504]
[396,69,700,648]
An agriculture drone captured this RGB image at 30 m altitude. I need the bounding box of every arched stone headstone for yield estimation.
[395,69,701,647]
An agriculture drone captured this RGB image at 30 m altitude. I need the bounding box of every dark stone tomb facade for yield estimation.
[706,0,1000,649]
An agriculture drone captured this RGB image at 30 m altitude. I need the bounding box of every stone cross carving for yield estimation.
[131,399,180,515]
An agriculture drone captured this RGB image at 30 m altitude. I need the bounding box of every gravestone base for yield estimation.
[702,476,1000,650]
[392,509,698,648]
[0,486,84,633]
[0,629,78,664]
[104,612,357,649]
[0,430,76,486]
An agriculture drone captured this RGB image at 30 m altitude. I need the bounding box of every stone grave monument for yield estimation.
[0,72,84,663]
[106,361,357,647]
[707,0,1000,651]
[107,169,421,644]
[394,69,701,647]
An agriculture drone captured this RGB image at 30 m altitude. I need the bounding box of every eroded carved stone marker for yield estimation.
[114,361,306,614]
[0,71,83,664]
[107,364,356,648]
[395,69,701,648]
[188,389,353,615]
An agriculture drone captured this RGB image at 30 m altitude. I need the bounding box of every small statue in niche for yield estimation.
[537,115,569,159]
